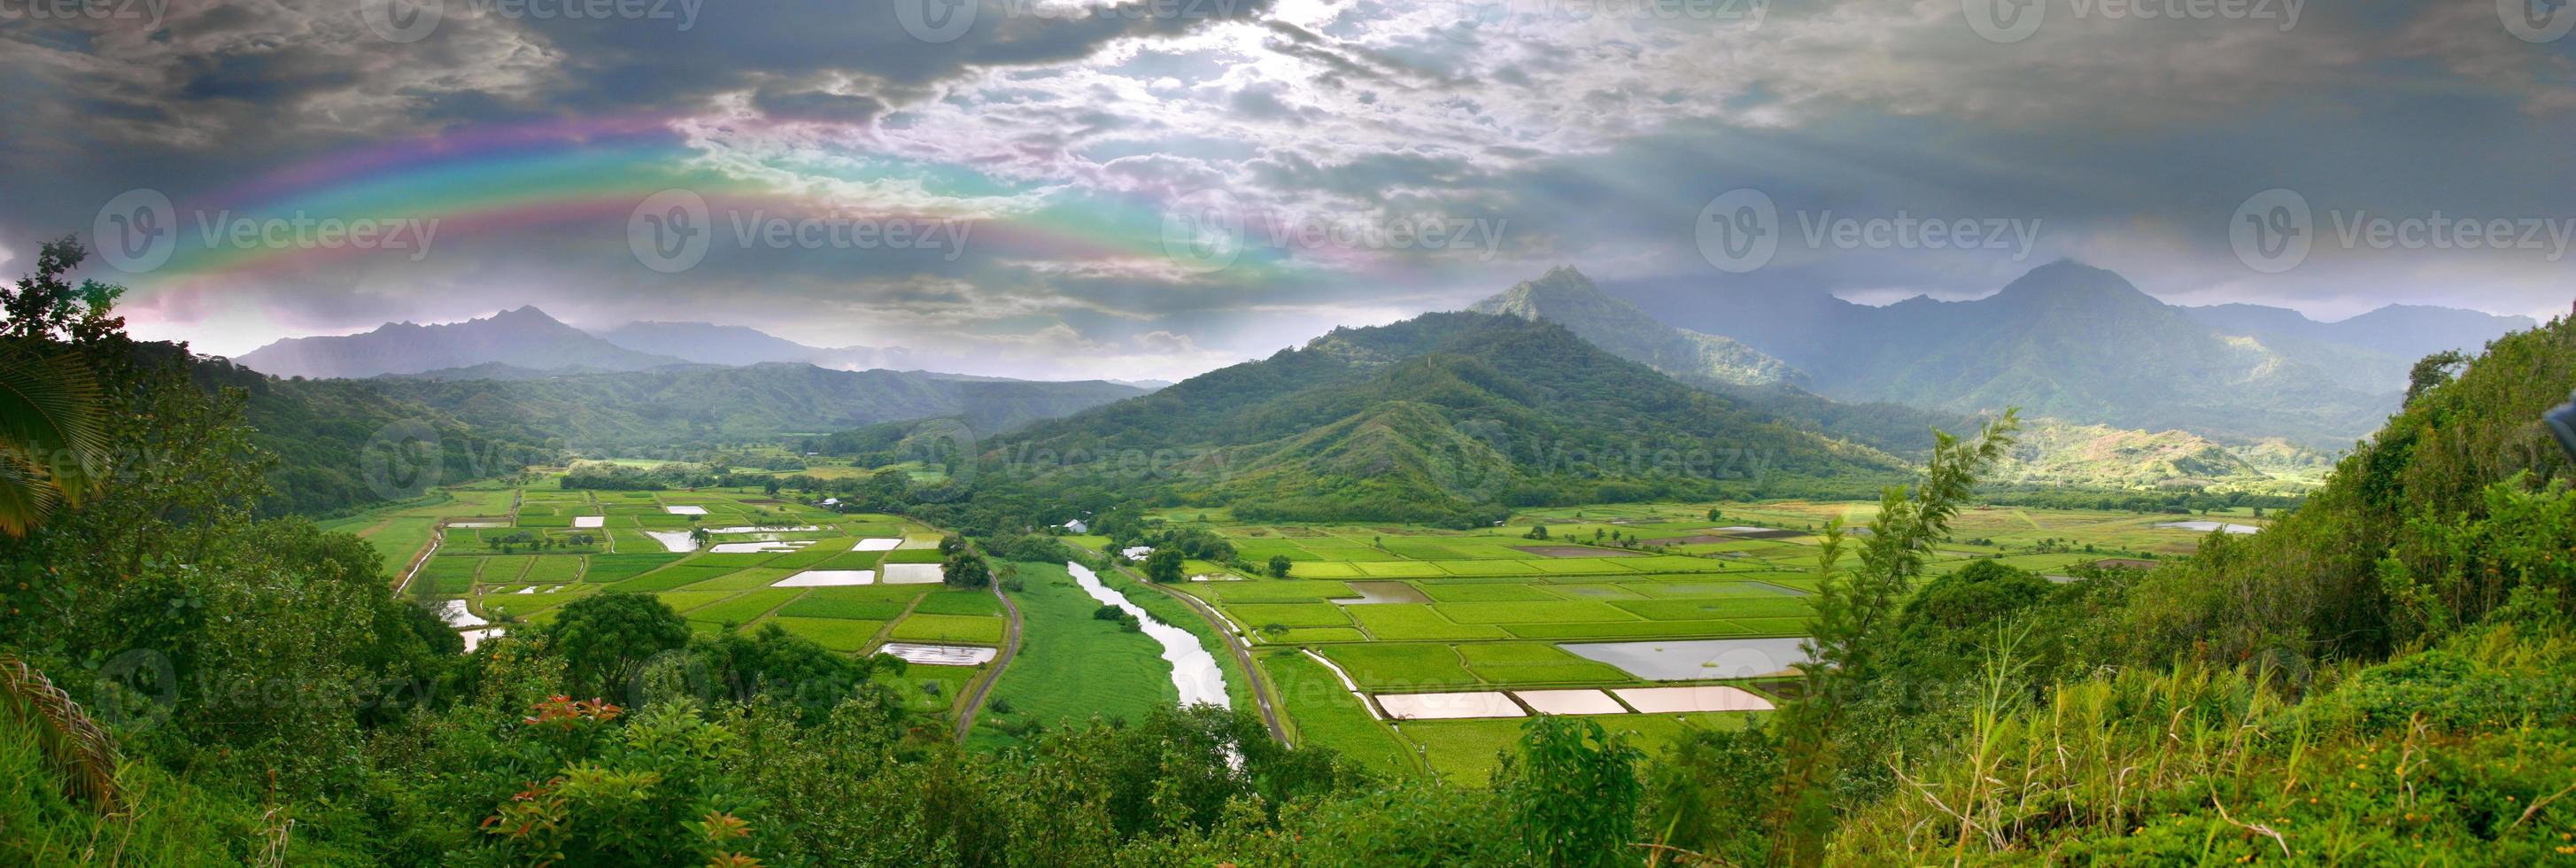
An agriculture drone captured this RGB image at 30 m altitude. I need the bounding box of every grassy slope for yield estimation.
[1835,314,2576,861]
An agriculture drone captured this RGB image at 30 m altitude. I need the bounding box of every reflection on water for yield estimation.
[1561,637,1812,680]
[1070,562,1231,709]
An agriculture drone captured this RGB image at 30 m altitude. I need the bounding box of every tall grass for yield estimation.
[1834,618,2576,864]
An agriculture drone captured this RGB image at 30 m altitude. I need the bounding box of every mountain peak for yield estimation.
[1987,260,2163,311]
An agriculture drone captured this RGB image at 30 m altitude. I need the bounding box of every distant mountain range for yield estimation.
[236,306,693,378]
[1597,261,2533,446]
[2181,303,2535,361]
[592,321,917,371]
[232,307,926,379]
[1462,267,2325,491]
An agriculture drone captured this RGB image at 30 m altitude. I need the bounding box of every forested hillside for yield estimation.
[983,312,1905,525]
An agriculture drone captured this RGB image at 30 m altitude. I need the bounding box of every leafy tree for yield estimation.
[545,593,692,697]
[942,548,994,589]
[478,698,773,864]
[1144,547,1186,584]
[2405,349,2467,406]
[1502,716,1642,868]
[688,525,713,549]
[1706,507,1721,522]
[1769,410,2019,864]
[1267,554,1292,578]
[1888,559,2056,683]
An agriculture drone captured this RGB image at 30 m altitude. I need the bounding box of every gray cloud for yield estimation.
[6,0,2571,381]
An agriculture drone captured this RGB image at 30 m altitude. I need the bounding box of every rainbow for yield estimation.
[114,114,1331,284]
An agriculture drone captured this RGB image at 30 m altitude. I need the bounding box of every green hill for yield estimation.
[980,312,1906,525]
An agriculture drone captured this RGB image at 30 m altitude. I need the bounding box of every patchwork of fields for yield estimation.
[390,484,1004,720]
[1139,500,2260,779]
[353,484,2255,781]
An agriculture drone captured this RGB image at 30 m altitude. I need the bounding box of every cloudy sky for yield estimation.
[3,0,2570,380]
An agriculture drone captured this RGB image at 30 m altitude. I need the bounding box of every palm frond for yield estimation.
[0,343,108,534]
[0,653,123,813]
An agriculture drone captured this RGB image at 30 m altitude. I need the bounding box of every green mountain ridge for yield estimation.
[979,311,1907,525]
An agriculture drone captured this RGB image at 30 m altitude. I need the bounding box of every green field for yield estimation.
[973,562,1177,745]
[1118,500,2246,772]
[390,484,2240,771]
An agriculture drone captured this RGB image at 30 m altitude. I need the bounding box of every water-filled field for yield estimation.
[1129,500,2248,779]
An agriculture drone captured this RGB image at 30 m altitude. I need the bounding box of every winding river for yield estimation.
[1068,562,1231,709]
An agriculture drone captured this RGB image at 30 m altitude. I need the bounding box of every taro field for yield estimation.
[393,484,999,718]
[1144,500,2262,780]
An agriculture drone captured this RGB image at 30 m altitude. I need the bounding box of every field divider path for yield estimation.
[392,519,452,594]
[952,581,1024,742]
[1102,556,1288,744]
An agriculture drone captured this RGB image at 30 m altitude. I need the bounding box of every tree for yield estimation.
[1706,507,1722,522]
[689,525,713,548]
[1524,523,1549,540]
[0,238,119,539]
[1267,554,1293,578]
[2405,349,2468,406]
[1768,410,2020,865]
[545,593,692,697]
[762,477,782,496]
[943,549,994,589]
[1144,547,1185,584]
[1504,716,1642,868]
